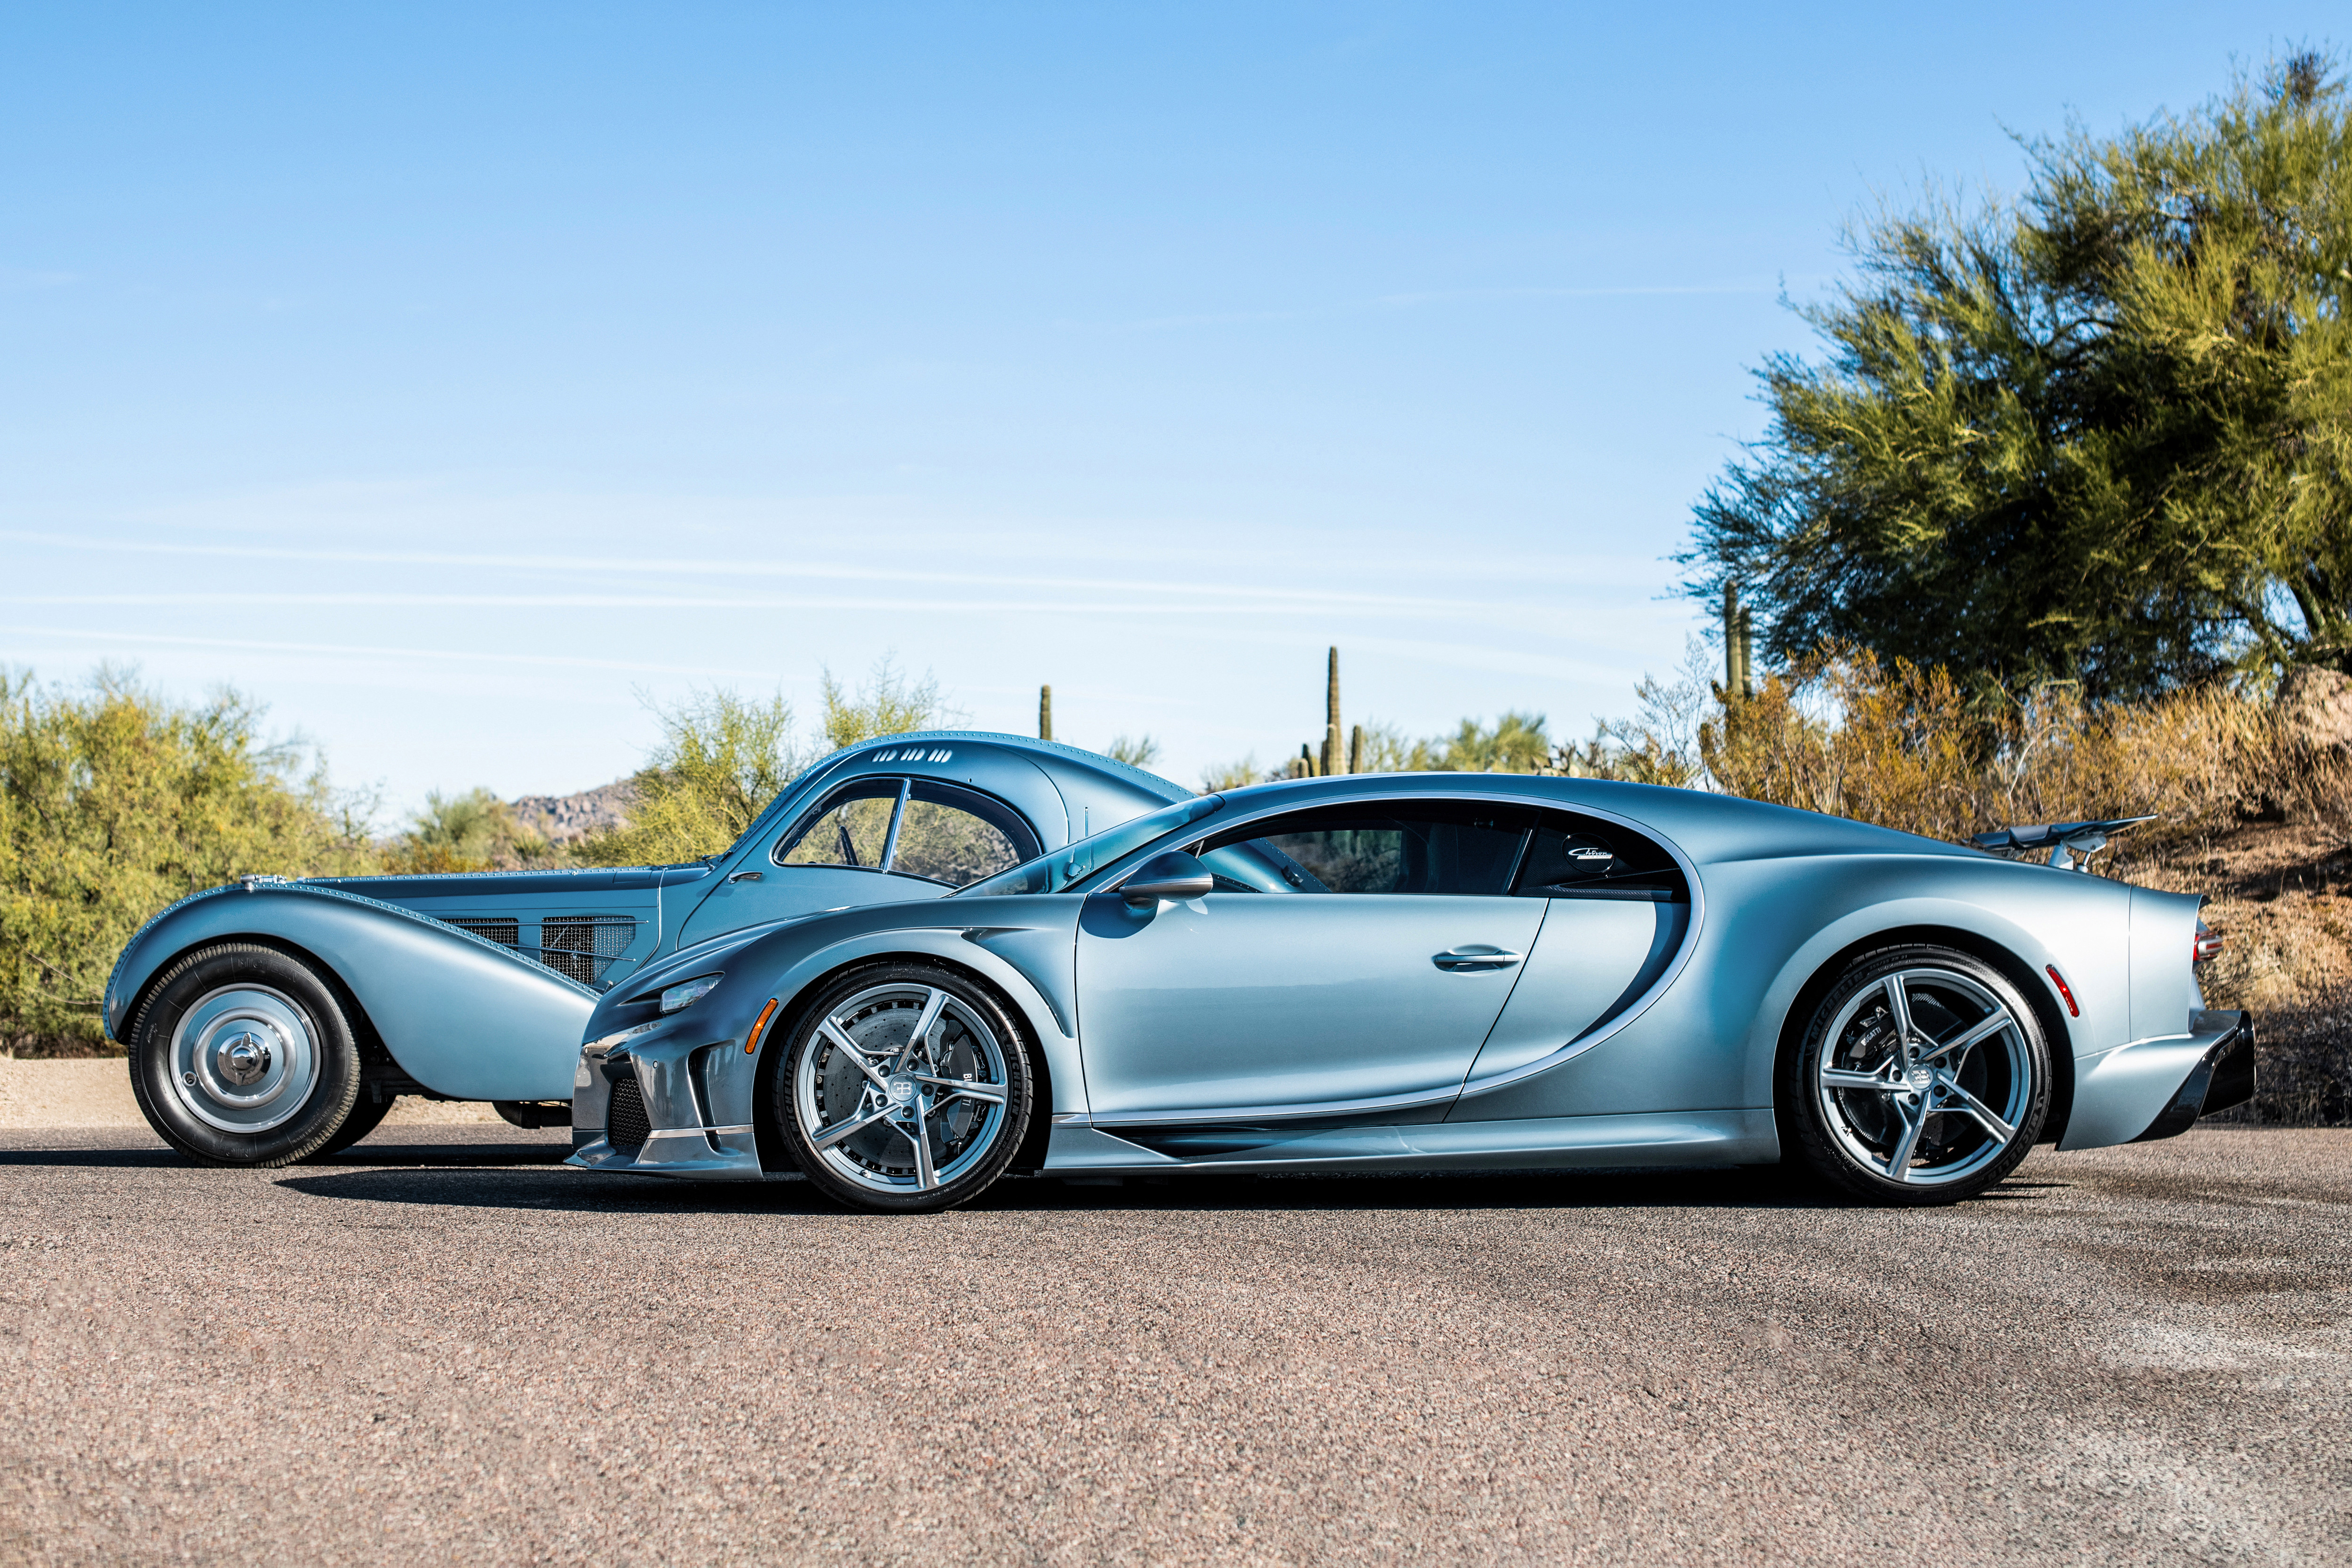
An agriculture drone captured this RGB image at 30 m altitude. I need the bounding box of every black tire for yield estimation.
[773,961,1033,1214]
[1782,944,2050,1205]
[126,942,362,1168]
[307,1090,397,1158]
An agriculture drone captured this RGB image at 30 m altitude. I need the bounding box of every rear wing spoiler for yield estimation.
[1971,815,2156,872]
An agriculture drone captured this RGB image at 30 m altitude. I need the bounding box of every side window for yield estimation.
[1513,811,1687,902]
[776,780,898,869]
[889,781,1042,887]
[772,776,1043,888]
[1194,801,1534,895]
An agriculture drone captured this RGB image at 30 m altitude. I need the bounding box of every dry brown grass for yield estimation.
[1641,648,2352,1124]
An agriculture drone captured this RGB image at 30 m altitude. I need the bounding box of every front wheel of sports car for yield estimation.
[1785,945,2050,1205]
[774,963,1033,1214]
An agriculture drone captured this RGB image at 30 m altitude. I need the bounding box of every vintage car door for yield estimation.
[674,774,1044,949]
[1073,799,1548,1119]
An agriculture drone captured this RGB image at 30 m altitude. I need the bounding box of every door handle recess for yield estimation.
[1432,947,1522,971]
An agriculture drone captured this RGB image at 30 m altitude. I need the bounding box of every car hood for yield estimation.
[308,863,717,901]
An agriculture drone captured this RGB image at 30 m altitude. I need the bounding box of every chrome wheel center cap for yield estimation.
[1907,1066,1935,1093]
[216,1030,273,1086]
[887,1075,919,1107]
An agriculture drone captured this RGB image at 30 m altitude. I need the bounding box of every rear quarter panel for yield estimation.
[1448,850,2134,1125]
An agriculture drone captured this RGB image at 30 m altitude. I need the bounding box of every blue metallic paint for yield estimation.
[108,734,1189,1105]
[569,770,2246,1186]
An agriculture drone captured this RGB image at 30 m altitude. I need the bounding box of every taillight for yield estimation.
[2046,964,2080,1018]
[2193,921,2223,965]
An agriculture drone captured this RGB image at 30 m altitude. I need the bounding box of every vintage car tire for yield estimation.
[773,961,1034,1214]
[306,1090,397,1158]
[1785,944,2050,1205]
[126,942,363,1168]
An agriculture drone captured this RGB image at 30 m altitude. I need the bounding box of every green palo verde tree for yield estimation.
[1685,52,2352,698]
[0,669,378,1054]
[579,657,959,866]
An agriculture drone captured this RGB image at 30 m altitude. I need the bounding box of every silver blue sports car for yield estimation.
[105,734,1189,1166]
[569,771,2253,1209]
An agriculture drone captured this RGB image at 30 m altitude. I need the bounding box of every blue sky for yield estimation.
[0,4,2322,817]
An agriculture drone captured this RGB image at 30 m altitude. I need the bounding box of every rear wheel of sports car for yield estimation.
[775,963,1033,1214]
[1786,945,2049,1205]
[126,942,363,1168]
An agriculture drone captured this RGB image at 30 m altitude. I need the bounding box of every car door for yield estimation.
[1074,798,1548,1119]
[675,776,1042,949]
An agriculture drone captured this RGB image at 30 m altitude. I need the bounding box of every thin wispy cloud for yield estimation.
[0,531,1513,617]
[0,625,785,681]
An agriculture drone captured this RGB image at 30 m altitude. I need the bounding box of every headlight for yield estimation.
[660,974,723,1014]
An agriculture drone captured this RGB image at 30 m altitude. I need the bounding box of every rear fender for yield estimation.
[108,883,597,1101]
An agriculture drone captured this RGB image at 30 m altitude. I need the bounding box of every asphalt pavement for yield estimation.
[1,1125,2346,1565]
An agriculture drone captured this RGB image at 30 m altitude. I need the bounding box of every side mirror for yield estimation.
[1119,851,1213,906]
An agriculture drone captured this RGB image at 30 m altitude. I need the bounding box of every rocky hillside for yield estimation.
[509,780,635,846]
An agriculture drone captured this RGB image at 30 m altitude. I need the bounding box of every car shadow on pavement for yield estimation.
[271,1159,2056,1216]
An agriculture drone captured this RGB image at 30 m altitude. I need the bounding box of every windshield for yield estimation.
[955,795,1224,897]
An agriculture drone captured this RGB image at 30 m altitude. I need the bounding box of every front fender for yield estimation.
[725,921,1081,1117]
[108,882,596,1101]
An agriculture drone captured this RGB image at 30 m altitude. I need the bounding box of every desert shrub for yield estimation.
[0,669,378,1055]
[579,659,961,866]
[1598,643,2347,848]
[819,657,957,752]
[1199,756,1264,792]
[381,787,560,873]
[577,690,800,867]
[1104,734,1160,768]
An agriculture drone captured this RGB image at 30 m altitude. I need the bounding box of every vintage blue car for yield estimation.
[567,774,2253,1210]
[105,734,1189,1166]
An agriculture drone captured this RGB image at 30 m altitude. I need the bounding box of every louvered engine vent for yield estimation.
[605,1077,650,1155]
[540,916,637,987]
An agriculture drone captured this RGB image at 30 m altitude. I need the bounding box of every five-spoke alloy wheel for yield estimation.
[773,962,1033,1213]
[1785,945,2050,1204]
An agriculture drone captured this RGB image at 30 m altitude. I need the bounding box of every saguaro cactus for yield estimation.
[1321,647,1343,775]
[1038,684,1053,741]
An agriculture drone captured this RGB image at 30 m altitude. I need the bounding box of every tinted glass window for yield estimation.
[1196,802,1533,895]
[1513,814,1687,902]
[890,781,1042,887]
[776,780,898,869]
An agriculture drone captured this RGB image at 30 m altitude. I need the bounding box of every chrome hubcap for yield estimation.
[217,1031,272,1086]
[168,985,320,1134]
[795,983,1011,1194]
[1816,967,2030,1187]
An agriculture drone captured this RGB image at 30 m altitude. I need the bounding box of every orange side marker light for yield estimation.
[745,997,781,1055]
[2045,964,2079,1018]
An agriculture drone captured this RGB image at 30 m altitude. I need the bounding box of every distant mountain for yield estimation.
[509,780,635,845]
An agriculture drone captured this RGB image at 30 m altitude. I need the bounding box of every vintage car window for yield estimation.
[955,795,1224,898]
[775,779,899,869]
[1512,810,1688,902]
[888,781,1042,887]
[1194,801,1535,895]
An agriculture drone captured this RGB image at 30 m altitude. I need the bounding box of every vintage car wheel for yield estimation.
[774,962,1033,1213]
[1785,945,2049,1205]
[126,942,362,1168]
[307,1089,397,1158]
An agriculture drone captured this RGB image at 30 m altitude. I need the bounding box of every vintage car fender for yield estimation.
[106,881,596,1101]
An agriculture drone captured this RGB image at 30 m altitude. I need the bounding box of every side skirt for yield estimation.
[1044,1109,1777,1175]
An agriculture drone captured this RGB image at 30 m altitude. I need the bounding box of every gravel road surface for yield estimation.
[2,1125,2346,1565]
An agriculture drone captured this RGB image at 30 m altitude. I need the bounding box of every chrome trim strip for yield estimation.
[642,1124,754,1141]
